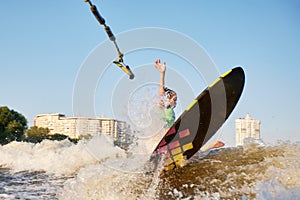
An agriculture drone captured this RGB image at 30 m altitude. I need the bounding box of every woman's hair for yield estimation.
[164,87,177,99]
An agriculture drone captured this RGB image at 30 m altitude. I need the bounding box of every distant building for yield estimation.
[235,114,261,146]
[34,114,130,146]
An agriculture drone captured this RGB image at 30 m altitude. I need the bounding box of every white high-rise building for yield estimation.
[235,114,261,146]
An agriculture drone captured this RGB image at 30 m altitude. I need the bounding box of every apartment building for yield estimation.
[34,114,129,145]
[235,113,261,146]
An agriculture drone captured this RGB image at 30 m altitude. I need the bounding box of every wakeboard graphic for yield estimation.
[150,67,245,171]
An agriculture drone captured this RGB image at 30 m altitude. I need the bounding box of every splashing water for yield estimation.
[0,135,300,199]
[157,140,300,199]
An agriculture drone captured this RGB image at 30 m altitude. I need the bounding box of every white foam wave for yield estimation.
[58,163,160,200]
[0,134,125,176]
[254,142,300,199]
[2,133,299,199]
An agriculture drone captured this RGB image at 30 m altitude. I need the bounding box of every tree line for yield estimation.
[0,106,78,145]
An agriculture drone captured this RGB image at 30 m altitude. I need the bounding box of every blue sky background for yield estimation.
[1,1,299,146]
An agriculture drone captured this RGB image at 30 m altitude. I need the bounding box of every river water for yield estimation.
[0,135,299,200]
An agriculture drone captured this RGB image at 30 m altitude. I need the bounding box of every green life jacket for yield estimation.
[161,107,175,128]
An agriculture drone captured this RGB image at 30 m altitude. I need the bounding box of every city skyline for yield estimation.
[1,1,299,146]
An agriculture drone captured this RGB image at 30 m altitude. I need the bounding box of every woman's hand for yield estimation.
[154,59,166,73]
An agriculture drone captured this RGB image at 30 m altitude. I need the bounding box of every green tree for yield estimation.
[25,126,50,143]
[49,133,68,141]
[0,106,28,145]
[26,126,49,137]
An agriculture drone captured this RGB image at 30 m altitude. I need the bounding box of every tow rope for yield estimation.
[84,0,135,79]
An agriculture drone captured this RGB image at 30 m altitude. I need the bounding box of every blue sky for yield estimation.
[1,1,299,146]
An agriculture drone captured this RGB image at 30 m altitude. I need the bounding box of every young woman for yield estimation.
[154,59,224,152]
[154,59,177,130]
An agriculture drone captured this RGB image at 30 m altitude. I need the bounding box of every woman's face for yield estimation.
[168,94,177,108]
